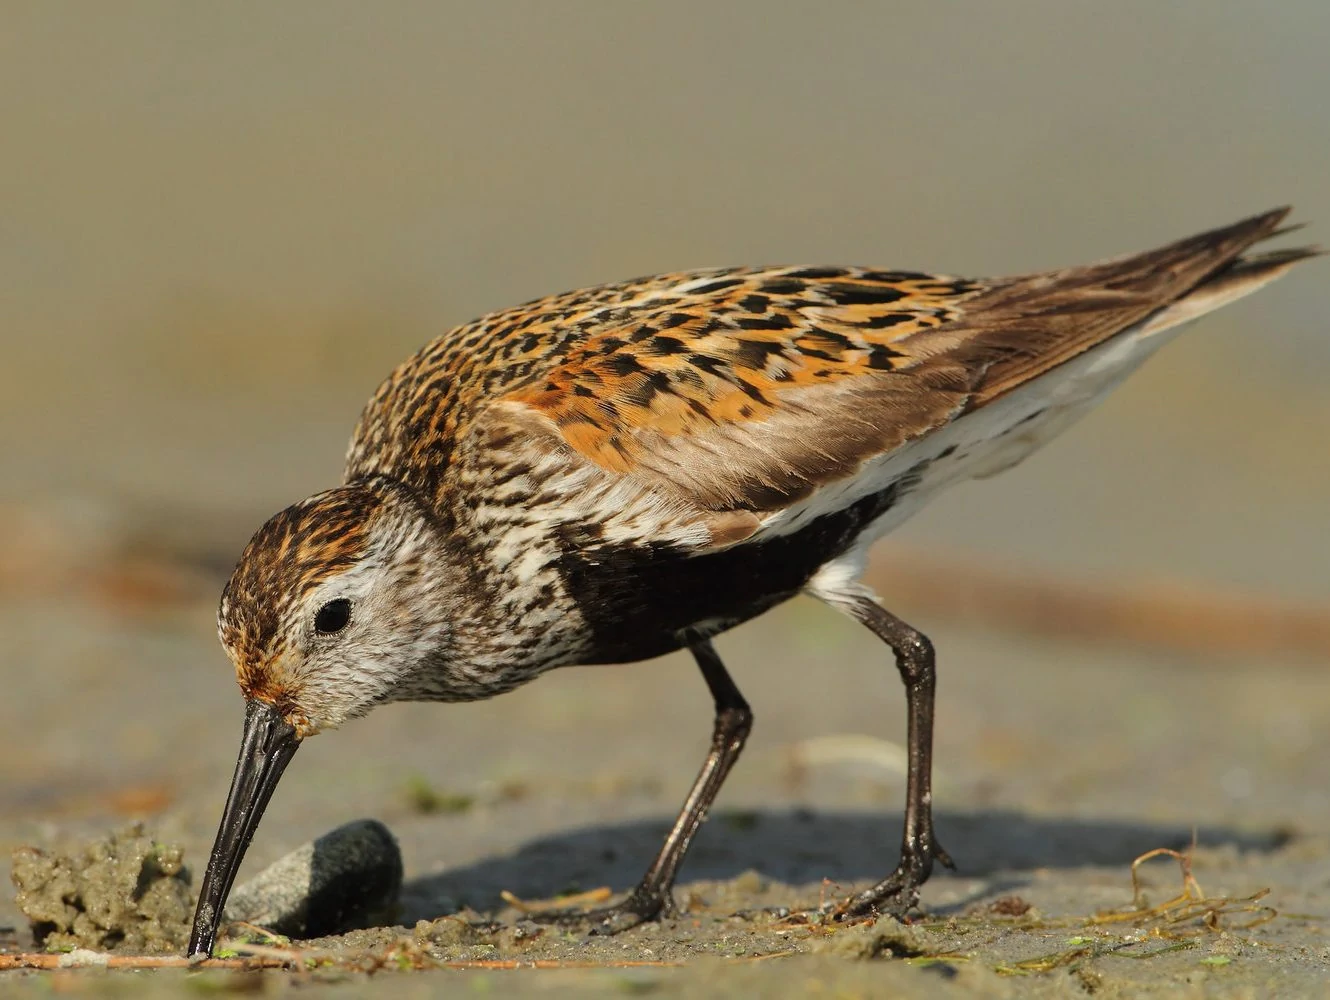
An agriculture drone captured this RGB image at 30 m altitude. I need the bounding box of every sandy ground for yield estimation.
[2,493,1329,996]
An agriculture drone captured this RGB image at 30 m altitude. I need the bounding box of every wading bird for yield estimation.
[189,208,1317,958]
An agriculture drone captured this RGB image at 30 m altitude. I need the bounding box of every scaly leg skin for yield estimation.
[829,595,954,920]
[529,638,752,933]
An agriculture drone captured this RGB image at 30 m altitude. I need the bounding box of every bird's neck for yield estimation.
[388,482,593,702]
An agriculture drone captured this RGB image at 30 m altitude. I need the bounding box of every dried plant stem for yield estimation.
[0,954,287,970]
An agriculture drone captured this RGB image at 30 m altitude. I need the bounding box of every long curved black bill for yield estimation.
[187,699,300,958]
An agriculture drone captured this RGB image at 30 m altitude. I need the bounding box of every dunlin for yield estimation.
[189,208,1318,956]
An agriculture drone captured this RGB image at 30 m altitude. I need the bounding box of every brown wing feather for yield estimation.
[347,265,989,502]
[497,209,1300,512]
[348,208,1308,525]
[494,269,989,510]
[915,207,1297,409]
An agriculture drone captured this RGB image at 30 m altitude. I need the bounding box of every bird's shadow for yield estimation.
[398,807,1285,922]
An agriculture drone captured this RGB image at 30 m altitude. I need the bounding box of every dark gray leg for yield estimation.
[531,638,752,933]
[829,594,953,918]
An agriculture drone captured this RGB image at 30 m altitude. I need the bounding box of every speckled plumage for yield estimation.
[346,266,983,503]
[199,209,1317,947]
[344,216,1310,519]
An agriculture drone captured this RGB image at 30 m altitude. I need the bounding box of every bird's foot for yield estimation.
[831,837,954,920]
[525,885,675,935]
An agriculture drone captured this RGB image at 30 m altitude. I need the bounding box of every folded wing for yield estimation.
[483,208,1309,533]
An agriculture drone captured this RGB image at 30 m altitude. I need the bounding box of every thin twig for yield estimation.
[499,885,613,913]
[0,954,290,970]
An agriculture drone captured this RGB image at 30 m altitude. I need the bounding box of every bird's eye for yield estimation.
[313,598,352,635]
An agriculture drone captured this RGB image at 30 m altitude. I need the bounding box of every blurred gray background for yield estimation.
[3,2,1328,581]
[1,0,1327,939]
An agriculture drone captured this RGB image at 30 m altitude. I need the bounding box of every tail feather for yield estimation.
[1135,242,1323,339]
[912,207,1317,410]
[1269,221,1311,240]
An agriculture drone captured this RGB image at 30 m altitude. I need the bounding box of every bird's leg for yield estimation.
[528,638,752,933]
[829,594,953,919]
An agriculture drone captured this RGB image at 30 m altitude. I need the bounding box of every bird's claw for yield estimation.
[831,837,952,920]
[525,887,676,935]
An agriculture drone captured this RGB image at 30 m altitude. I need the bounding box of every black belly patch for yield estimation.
[557,463,927,664]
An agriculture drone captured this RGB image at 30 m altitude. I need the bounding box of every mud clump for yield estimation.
[810,916,934,960]
[9,824,192,953]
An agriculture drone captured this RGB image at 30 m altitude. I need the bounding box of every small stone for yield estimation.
[223,819,402,938]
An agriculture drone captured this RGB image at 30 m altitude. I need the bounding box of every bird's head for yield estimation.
[217,478,452,736]
[189,477,453,957]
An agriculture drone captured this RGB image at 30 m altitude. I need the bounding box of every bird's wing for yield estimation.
[350,262,986,503]
[351,208,1310,549]
[485,266,993,515]
[471,209,1300,524]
